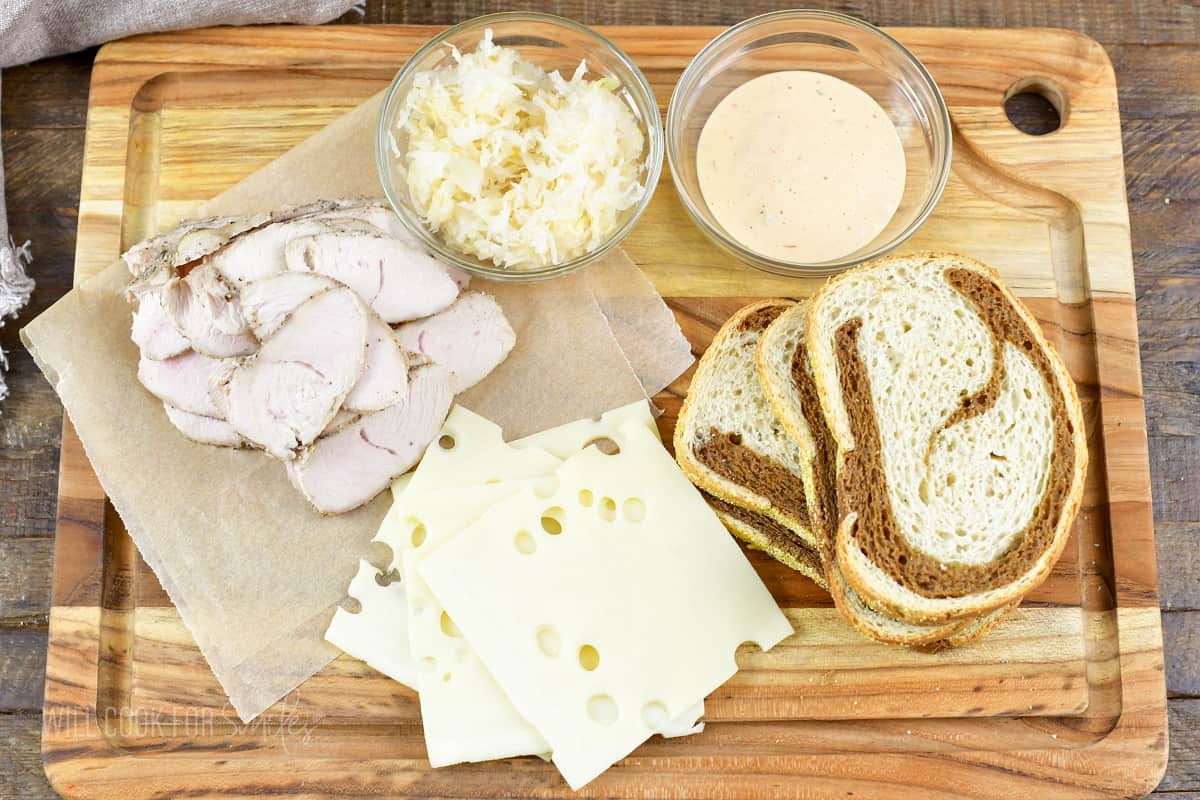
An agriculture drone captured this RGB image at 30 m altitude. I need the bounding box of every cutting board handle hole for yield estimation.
[1004,77,1068,135]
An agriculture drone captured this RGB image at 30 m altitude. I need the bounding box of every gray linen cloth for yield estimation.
[0,0,361,402]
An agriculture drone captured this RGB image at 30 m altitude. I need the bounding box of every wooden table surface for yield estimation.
[1,2,1195,798]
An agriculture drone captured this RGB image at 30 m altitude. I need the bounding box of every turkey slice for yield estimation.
[209,216,381,287]
[325,206,473,290]
[240,272,340,340]
[288,365,454,514]
[239,272,409,413]
[160,262,258,358]
[163,404,243,448]
[344,314,409,412]
[226,287,368,460]
[123,199,357,293]
[131,290,191,360]
[325,408,361,434]
[395,292,515,394]
[285,230,459,323]
[138,351,231,418]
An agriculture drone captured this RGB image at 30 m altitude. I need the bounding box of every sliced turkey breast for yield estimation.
[207,358,237,419]
[226,287,368,460]
[394,292,515,394]
[285,230,459,323]
[327,206,473,290]
[209,217,383,287]
[123,211,271,289]
[122,199,467,291]
[287,365,454,514]
[160,262,258,358]
[239,272,339,339]
[340,205,409,239]
[130,290,191,360]
[344,313,409,412]
[125,200,383,295]
[238,272,409,412]
[138,351,230,418]
[208,218,332,287]
[325,408,361,434]
[304,213,473,291]
[163,404,243,448]
[205,201,415,287]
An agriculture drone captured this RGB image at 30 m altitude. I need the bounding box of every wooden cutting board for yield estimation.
[42,24,1166,799]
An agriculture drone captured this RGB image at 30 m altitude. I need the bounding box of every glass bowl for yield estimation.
[376,12,663,283]
[666,9,952,277]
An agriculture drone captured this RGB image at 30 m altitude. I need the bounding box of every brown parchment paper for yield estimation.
[22,93,692,721]
[203,91,695,426]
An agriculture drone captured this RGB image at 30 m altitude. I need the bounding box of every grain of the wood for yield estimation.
[0,715,55,800]
[0,435,61,539]
[1108,45,1200,120]
[0,628,48,712]
[349,0,1200,44]
[1161,700,1200,792]
[1124,120,1200,201]
[36,607,1166,798]
[1163,611,1199,698]
[1139,365,1198,446]
[1143,416,1200,521]
[0,50,96,129]
[1155,523,1200,612]
[0,538,53,621]
[118,605,1089,721]
[1,41,85,562]
[1149,437,1200,524]
[0,128,85,209]
[1138,323,1200,366]
[0,220,71,545]
[1130,199,1200,278]
[1138,278,1200,323]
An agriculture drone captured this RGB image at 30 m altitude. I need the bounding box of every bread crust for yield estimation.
[674,299,824,550]
[914,603,1018,653]
[756,302,819,462]
[806,252,1087,625]
[711,508,828,590]
[755,300,831,549]
[826,557,975,645]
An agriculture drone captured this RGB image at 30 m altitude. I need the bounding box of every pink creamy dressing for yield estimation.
[697,70,906,263]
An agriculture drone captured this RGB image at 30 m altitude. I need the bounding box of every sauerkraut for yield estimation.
[394,31,647,269]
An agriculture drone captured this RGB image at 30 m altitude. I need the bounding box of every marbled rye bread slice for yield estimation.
[806,252,1087,625]
[758,301,1001,646]
[674,300,822,551]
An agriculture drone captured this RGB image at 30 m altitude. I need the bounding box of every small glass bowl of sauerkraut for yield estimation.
[377,13,664,281]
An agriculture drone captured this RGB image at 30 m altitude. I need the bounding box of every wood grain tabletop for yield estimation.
[1,2,1196,798]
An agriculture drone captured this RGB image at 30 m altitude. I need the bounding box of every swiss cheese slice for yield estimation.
[400,406,562,502]
[381,408,561,765]
[324,558,416,689]
[324,481,420,686]
[419,418,792,789]
[326,402,704,775]
[400,482,550,765]
[514,400,661,458]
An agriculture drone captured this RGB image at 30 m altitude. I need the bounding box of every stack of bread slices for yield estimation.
[675,252,1088,648]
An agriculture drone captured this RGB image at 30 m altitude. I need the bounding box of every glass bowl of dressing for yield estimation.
[666,10,952,276]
